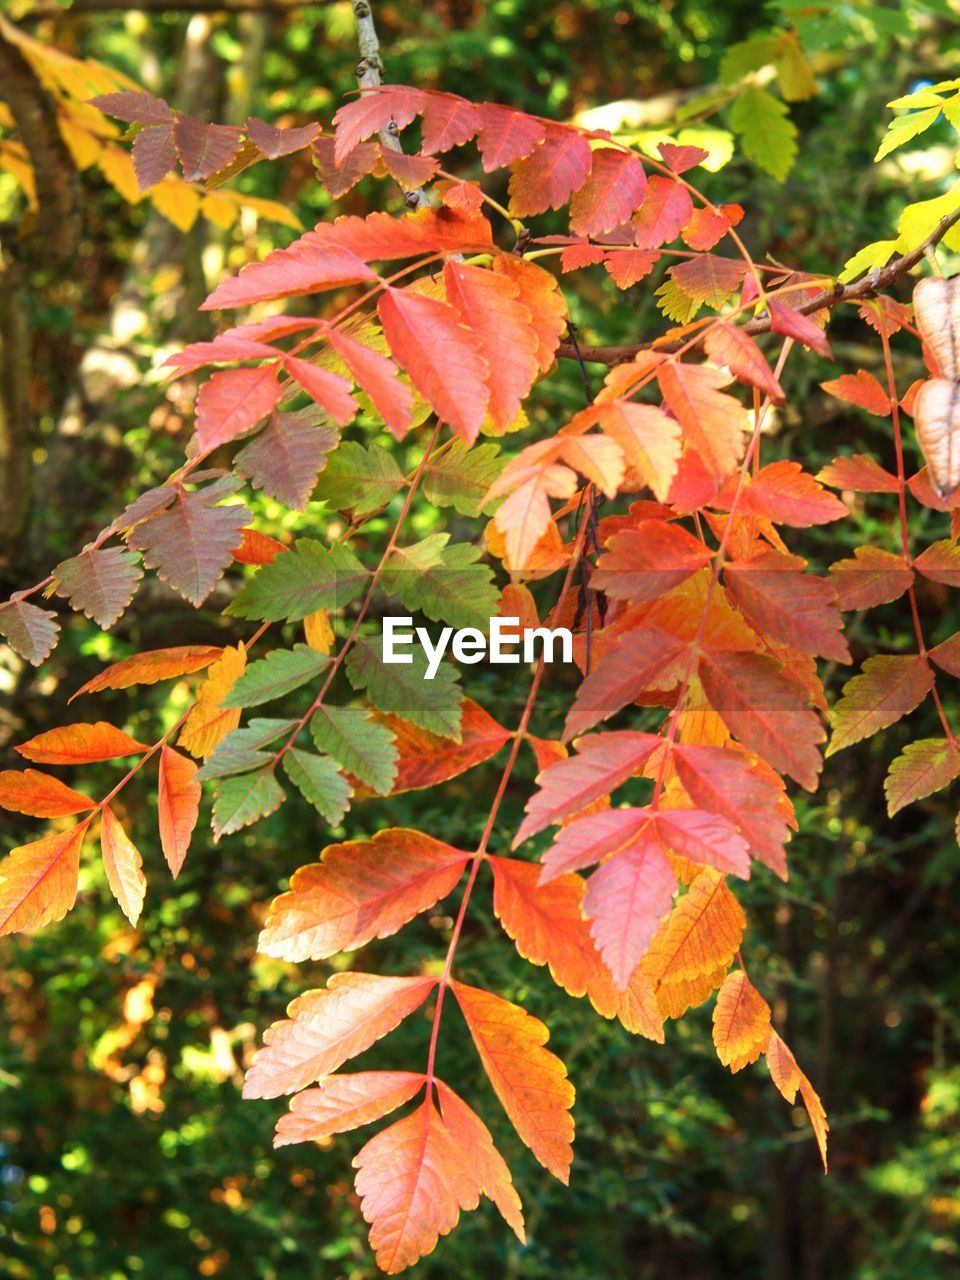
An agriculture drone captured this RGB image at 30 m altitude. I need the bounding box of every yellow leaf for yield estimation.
[150,178,201,232]
[99,144,142,204]
[304,609,335,654]
[58,119,102,171]
[874,106,942,162]
[201,192,238,230]
[895,182,960,253]
[837,239,898,284]
[180,644,247,759]
[217,189,303,230]
[0,140,37,205]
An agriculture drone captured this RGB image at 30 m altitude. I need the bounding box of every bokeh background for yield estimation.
[2,2,960,1277]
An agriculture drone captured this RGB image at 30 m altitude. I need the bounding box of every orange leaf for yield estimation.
[915,538,960,588]
[243,973,436,1099]
[491,256,567,373]
[443,261,539,431]
[274,1072,425,1147]
[16,722,147,765]
[829,545,913,612]
[353,1099,473,1274]
[232,528,286,565]
[0,822,89,935]
[642,869,745,985]
[69,645,222,701]
[826,655,933,757]
[568,146,647,236]
[578,401,680,501]
[563,627,688,739]
[885,737,960,817]
[179,643,246,759]
[591,522,712,603]
[328,327,414,440]
[658,361,747,478]
[436,1081,526,1239]
[604,248,659,290]
[257,829,470,963]
[766,1031,829,1171]
[355,699,510,797]
[100,805,147,926]
[489,856,663,1041]
[703,322,784,403]
[724,551,850,662]
[507,123,592,217]
[817,453,899,493]
[820,370,890,416]
[452,980,575,1181]
[157,745,201,878]
[712,970,772,1072]
[0,769,95,818]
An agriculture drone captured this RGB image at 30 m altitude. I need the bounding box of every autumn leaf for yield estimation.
[257,829,469,963]
[658,361,747,478]
[99,805,147,926]
[274,1072,425,1148]
[179,644,247,759]
[16,721,147,765]
[590,522,712,603]
[821,370,891,415]
[712,970,772,1072]
[435,1082,526,1238]
[582,833,678,989]
[642,870,746,985]
[508,123,592,216]
[0,822,90,936]
[0,599,59,667]
[452,981,575,1181]
[568,146,646,236]
[563,627,687,739]
[828,546,913,612]
[826,655,934,756]
[724,551,850,662]
[53,546,143,629]
[817,454,899,493]
[0,770,95,819]
[766,1030,829,1171]
[632,175,694,248]
[70,645,222,702]
[884,738,960,817]
[243,972,437,1100]
[195,366,283,450]
[157,745,201,878]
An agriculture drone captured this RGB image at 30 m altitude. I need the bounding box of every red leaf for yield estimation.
[158,745,201,878]
[821,370,891,415]
[452,981,575,1181]
[591,522,712,602]
[332,87,427,163]
[0,822,89,936]
[829,546,912,612]
[0,770,94,819]
[582,833,678,989]
[132,123,176,189]
[563,627,688,739]
[283,356,357,427]
[703,323,784,403]
[195,366,282,450]
[658,361,747,477]
[475,104,546,171]
[17,722,147,765]
[654,809,751,877]
[378,286,489,442]
[201,241,376,310]
[768,300,832,358]
[657,141,708,173]
[681,204,743,251]
[539,808,654,881]
[826,655,933,757]
[915,538,960,588]
[515,730,662,844]
[699,652,825,790]
[632,176,694,249]
[379,148,440,190]
[165,333,280,379]
[421,93,482,154]
[245,116,320,158]
[311,206,493,262]
[173,115,242,180]
[509,124,593,217]
[359,699,510,797]
[492,256,567,372]
[817,454,899,492]
[311,136,379,197]
[243,973,437,1099]
[53,546,142,629]
[930,631,960,677]
[568,147,647,236]
[99,805,147,926]
[443,261,540,431]
[734,460,848,526]
[257,829,469,962]
[274,1072,425,1148]
[89,91,172,123]
[725,551,850,662]
[233,407,339,510]
[232,528,286,565]
[674,743,792,878]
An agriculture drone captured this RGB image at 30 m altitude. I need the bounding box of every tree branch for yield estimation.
[557,208,960,365]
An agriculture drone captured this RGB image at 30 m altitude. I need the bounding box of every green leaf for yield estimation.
[195,718,298,781]
[221,644,330,708]
[838,240,898,284]
[720,34,780,84]
[423,441,503,516]
[774,36,816,102]
[309,704,397,795]
[281,749,352,823]
[729,86,797,182]
[345,636,463,741]
[212,767,285,837]
[312,441,405,516]
[227,539,368,622]
[381,534,500,632]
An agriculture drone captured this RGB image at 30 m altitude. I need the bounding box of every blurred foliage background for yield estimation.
[2,1,960,1277]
